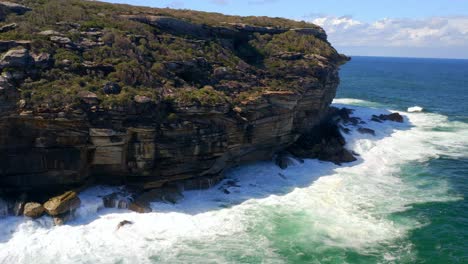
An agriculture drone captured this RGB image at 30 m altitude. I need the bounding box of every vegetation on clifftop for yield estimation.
[0,0,348,114]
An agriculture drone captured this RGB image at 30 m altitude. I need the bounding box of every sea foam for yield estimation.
[0,99,465,264]
[407,106,424,113]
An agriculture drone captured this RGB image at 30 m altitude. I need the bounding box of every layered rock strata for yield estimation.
[0,0,349,197]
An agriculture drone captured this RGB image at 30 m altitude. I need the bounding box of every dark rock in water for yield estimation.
[288,118,357,165]
[43,191,81,216]
[11,193,27,216]
[103,82,121,95]
[0,198,8,217]
[23,202,44,219]
[224,180,240,188]
[372,113,404,123]
[117,220,133,229]
[357,127,376,136]
[274,151,299,170]
[53,210,76,226]
[129,187,183,213]
[340,126,351,134]
[103,191,133,209]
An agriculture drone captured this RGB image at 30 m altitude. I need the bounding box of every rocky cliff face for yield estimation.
[0,0,349,195]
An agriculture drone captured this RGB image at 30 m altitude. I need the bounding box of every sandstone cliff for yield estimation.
[0,0,350,195]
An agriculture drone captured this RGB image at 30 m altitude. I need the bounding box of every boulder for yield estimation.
[0,1,31,15]
[134,95,151,104]
[78,91,99,104]
[23,202,44,218]
[275,52,303,60]
[0,23,16,33]
[274,151,301,169]
[103,82,121,95]
[32,52,52,68]
[50,36,72,45]
[43,191,81,216]
[53,211,75,226]
[0,48,33,69]
[0,40,31,52]
[357,127,376,136]
[128,201,151,213]
[372,113,404,123]
[79,38,104,49]
[38,30,63,36]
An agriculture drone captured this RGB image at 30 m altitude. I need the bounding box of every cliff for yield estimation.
[0,0,350,196]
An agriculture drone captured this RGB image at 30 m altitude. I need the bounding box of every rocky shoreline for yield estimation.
[0,107,404,224]
[0,0,403,224]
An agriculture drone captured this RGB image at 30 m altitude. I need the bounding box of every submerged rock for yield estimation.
[43,191,81,216]
[372,113,404,123]
[357,127,376,136]
[53,211,76,226]
[129,187,183,213]
[274,151,302,170]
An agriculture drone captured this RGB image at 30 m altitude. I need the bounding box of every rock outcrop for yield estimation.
[0,0,351,204]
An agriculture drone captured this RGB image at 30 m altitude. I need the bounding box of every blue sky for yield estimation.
[104,0,468,59]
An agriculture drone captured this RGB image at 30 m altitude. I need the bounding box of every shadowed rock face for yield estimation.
[0,0,349,194]
[0,76,341,192]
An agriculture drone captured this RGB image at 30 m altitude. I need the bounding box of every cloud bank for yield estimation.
[310,16,468,59]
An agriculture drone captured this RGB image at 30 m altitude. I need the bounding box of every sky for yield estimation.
[103,0,468,59]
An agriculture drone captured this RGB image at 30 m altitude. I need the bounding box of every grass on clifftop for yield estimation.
[0,0,345,113]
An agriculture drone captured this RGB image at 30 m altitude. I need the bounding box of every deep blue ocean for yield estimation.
[0,56,467,264]
[335,56,468,263]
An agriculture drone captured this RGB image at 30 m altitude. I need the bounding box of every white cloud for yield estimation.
[310,16,468,48]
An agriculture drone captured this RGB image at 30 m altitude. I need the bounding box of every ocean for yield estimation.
[0,56,467,264]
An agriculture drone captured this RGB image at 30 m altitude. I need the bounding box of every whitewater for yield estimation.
[0,98,466,264]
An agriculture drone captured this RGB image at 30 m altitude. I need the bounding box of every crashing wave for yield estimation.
[0,99,466,263]
[408,106,424,112]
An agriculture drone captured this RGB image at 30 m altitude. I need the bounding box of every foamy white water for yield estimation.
[407,106,424,113]
[0,99,465,264]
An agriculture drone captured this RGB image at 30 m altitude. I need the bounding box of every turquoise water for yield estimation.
[0,56,467,264]
[336,56,468,263]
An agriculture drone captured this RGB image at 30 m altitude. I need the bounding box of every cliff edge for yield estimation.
[0,0,351,195]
